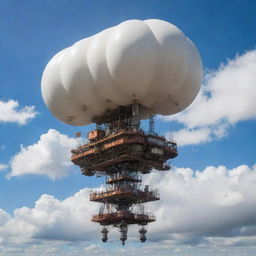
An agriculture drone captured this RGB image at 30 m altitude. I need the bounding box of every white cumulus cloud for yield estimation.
[168,127,212,146]
[165,50,256,146]
[0,100,37,125]
[0,188,98,246]
[9,129,79,179]
[0,164,8,171]
[146,164,256,245]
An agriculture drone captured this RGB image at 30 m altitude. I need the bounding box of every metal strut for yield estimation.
[149,114,155,134]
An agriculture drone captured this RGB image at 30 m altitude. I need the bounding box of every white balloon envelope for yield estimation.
[41,19,202,126]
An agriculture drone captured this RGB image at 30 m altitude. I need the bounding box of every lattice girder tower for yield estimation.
[71,102,178,245]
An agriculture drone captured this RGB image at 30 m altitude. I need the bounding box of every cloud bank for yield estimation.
[146,164,256,245]
[0,189,97,246]
[165,50,256,146]
[1,164,256,253]
[9,129,79,179]
[0,100,37,125]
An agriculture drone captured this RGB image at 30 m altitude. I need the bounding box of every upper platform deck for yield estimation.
[71,129,178,175]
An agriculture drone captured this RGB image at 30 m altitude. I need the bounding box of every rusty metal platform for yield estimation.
[90,189,159,204]
[91,211,156,225]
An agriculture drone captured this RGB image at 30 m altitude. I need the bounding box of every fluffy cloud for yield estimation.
[0,100,37,125]
[0,188,98,247]
[9,129,79,179]
[145,164,256,245]
[0,164,8,171]
[165,50,256,146]
[168,127,212,146]
[1,164,256,254]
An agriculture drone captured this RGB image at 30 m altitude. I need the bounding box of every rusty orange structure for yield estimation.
[71,103,178,245]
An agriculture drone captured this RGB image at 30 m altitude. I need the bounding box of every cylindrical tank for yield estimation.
[139,226,147,242]
[120,224,128,245]
[101,227,109,242]
[41,19,202,126]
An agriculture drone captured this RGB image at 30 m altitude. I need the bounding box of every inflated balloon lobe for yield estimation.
[41,19,202,126]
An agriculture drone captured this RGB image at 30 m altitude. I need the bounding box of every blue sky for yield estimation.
[0,0,256,255]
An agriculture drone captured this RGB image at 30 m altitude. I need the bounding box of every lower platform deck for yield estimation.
[92,211,156,225]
